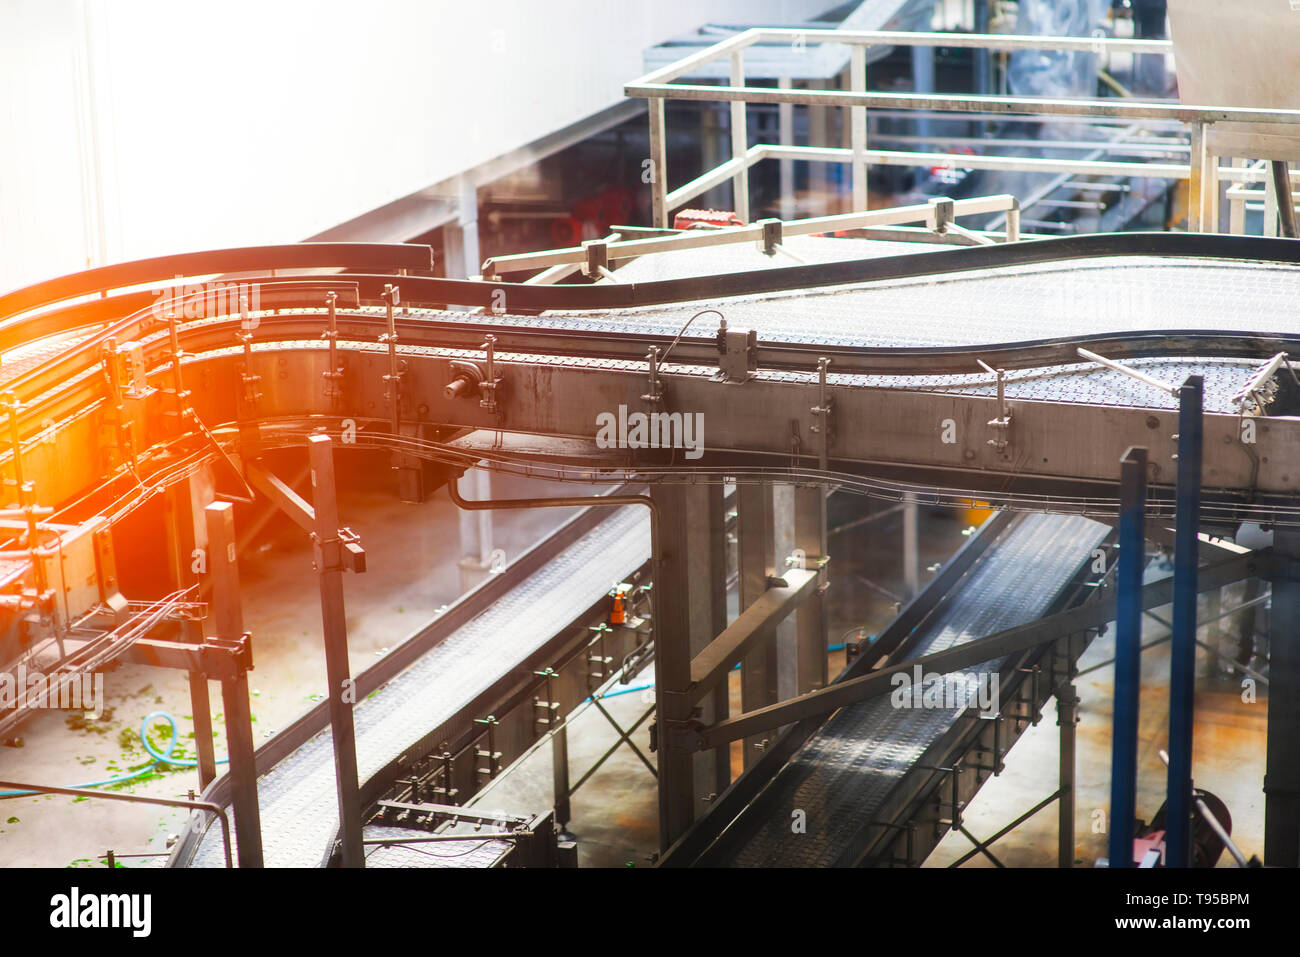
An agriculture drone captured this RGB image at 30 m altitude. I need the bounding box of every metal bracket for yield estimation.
[478,336,503,414]
[809,357,834,470]
[201,633,254,683]
[977,359,1012,454]
[929,197,955,235]
[321,291,344,404]
[715,318,757,383]
[582,240,609,278]
[641,346,663,405]
[311,526,366,574]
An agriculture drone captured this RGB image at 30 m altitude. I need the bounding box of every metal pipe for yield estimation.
[0,779,233,868]
[1272,161,1299,238]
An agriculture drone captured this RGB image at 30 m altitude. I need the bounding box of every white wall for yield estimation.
[0,0,826,290]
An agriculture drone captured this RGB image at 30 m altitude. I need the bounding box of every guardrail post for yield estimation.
[1108,447,1147,868]
[1167,376,1203,867]
[649,98,668,227]
[794,485,828,694]
[850,44,868,211]
[1188,122,1211,232]
[729,50,750,222]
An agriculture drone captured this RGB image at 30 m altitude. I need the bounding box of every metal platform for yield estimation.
[691,511,1108,867]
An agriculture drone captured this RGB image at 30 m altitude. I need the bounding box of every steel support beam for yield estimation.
[1265,527,1300,866]
[552,724,571,829]
[651,483,695,849]
[307,435,365,869]
[737,481,777,768]
[688,568,818,703]
[1058,682,1078,868]
[1109,447,1147,868]
[773,485,798,704]
[683,483,730,797]
[794,485,829,694]
[203,501,262,868]
[185,617,218,790]
[1166,377,1203,868]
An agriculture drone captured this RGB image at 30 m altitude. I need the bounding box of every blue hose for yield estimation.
[0,711,225,798]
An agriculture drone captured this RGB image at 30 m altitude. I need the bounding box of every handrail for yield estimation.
[482,195,1020,277]
[0,242,431,321]
[0,779,233,868]
[626,27,1300,232]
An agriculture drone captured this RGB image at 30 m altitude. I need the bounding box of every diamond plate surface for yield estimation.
[701,511,1109,868]
[184,506,650,867]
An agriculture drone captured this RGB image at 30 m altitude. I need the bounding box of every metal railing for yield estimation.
[626,28,1300,233]
[0,779,234,868]
[481,193,1021,279]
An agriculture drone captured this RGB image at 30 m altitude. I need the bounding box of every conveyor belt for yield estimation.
[177,504,650,868]
[696,511,1108,867]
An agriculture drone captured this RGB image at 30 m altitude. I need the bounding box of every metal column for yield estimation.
[903,492,920,598]
[308,435,364,868]
[204,501,262,868]
[773,484,799,703]
[685,483,730,797]
[737,481,776,769]
[1109,447,1147,868]
[794,485,828,694]
[1058,682,1078,868]
[552,724,571,830]
[1167,377,1203,868]
[1265,527,1300,866]
[651,483,695,850]
[186,618,218,790]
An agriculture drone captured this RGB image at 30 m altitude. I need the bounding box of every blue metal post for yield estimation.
[1109,446,1147,868]
[1167,375,1203,867]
